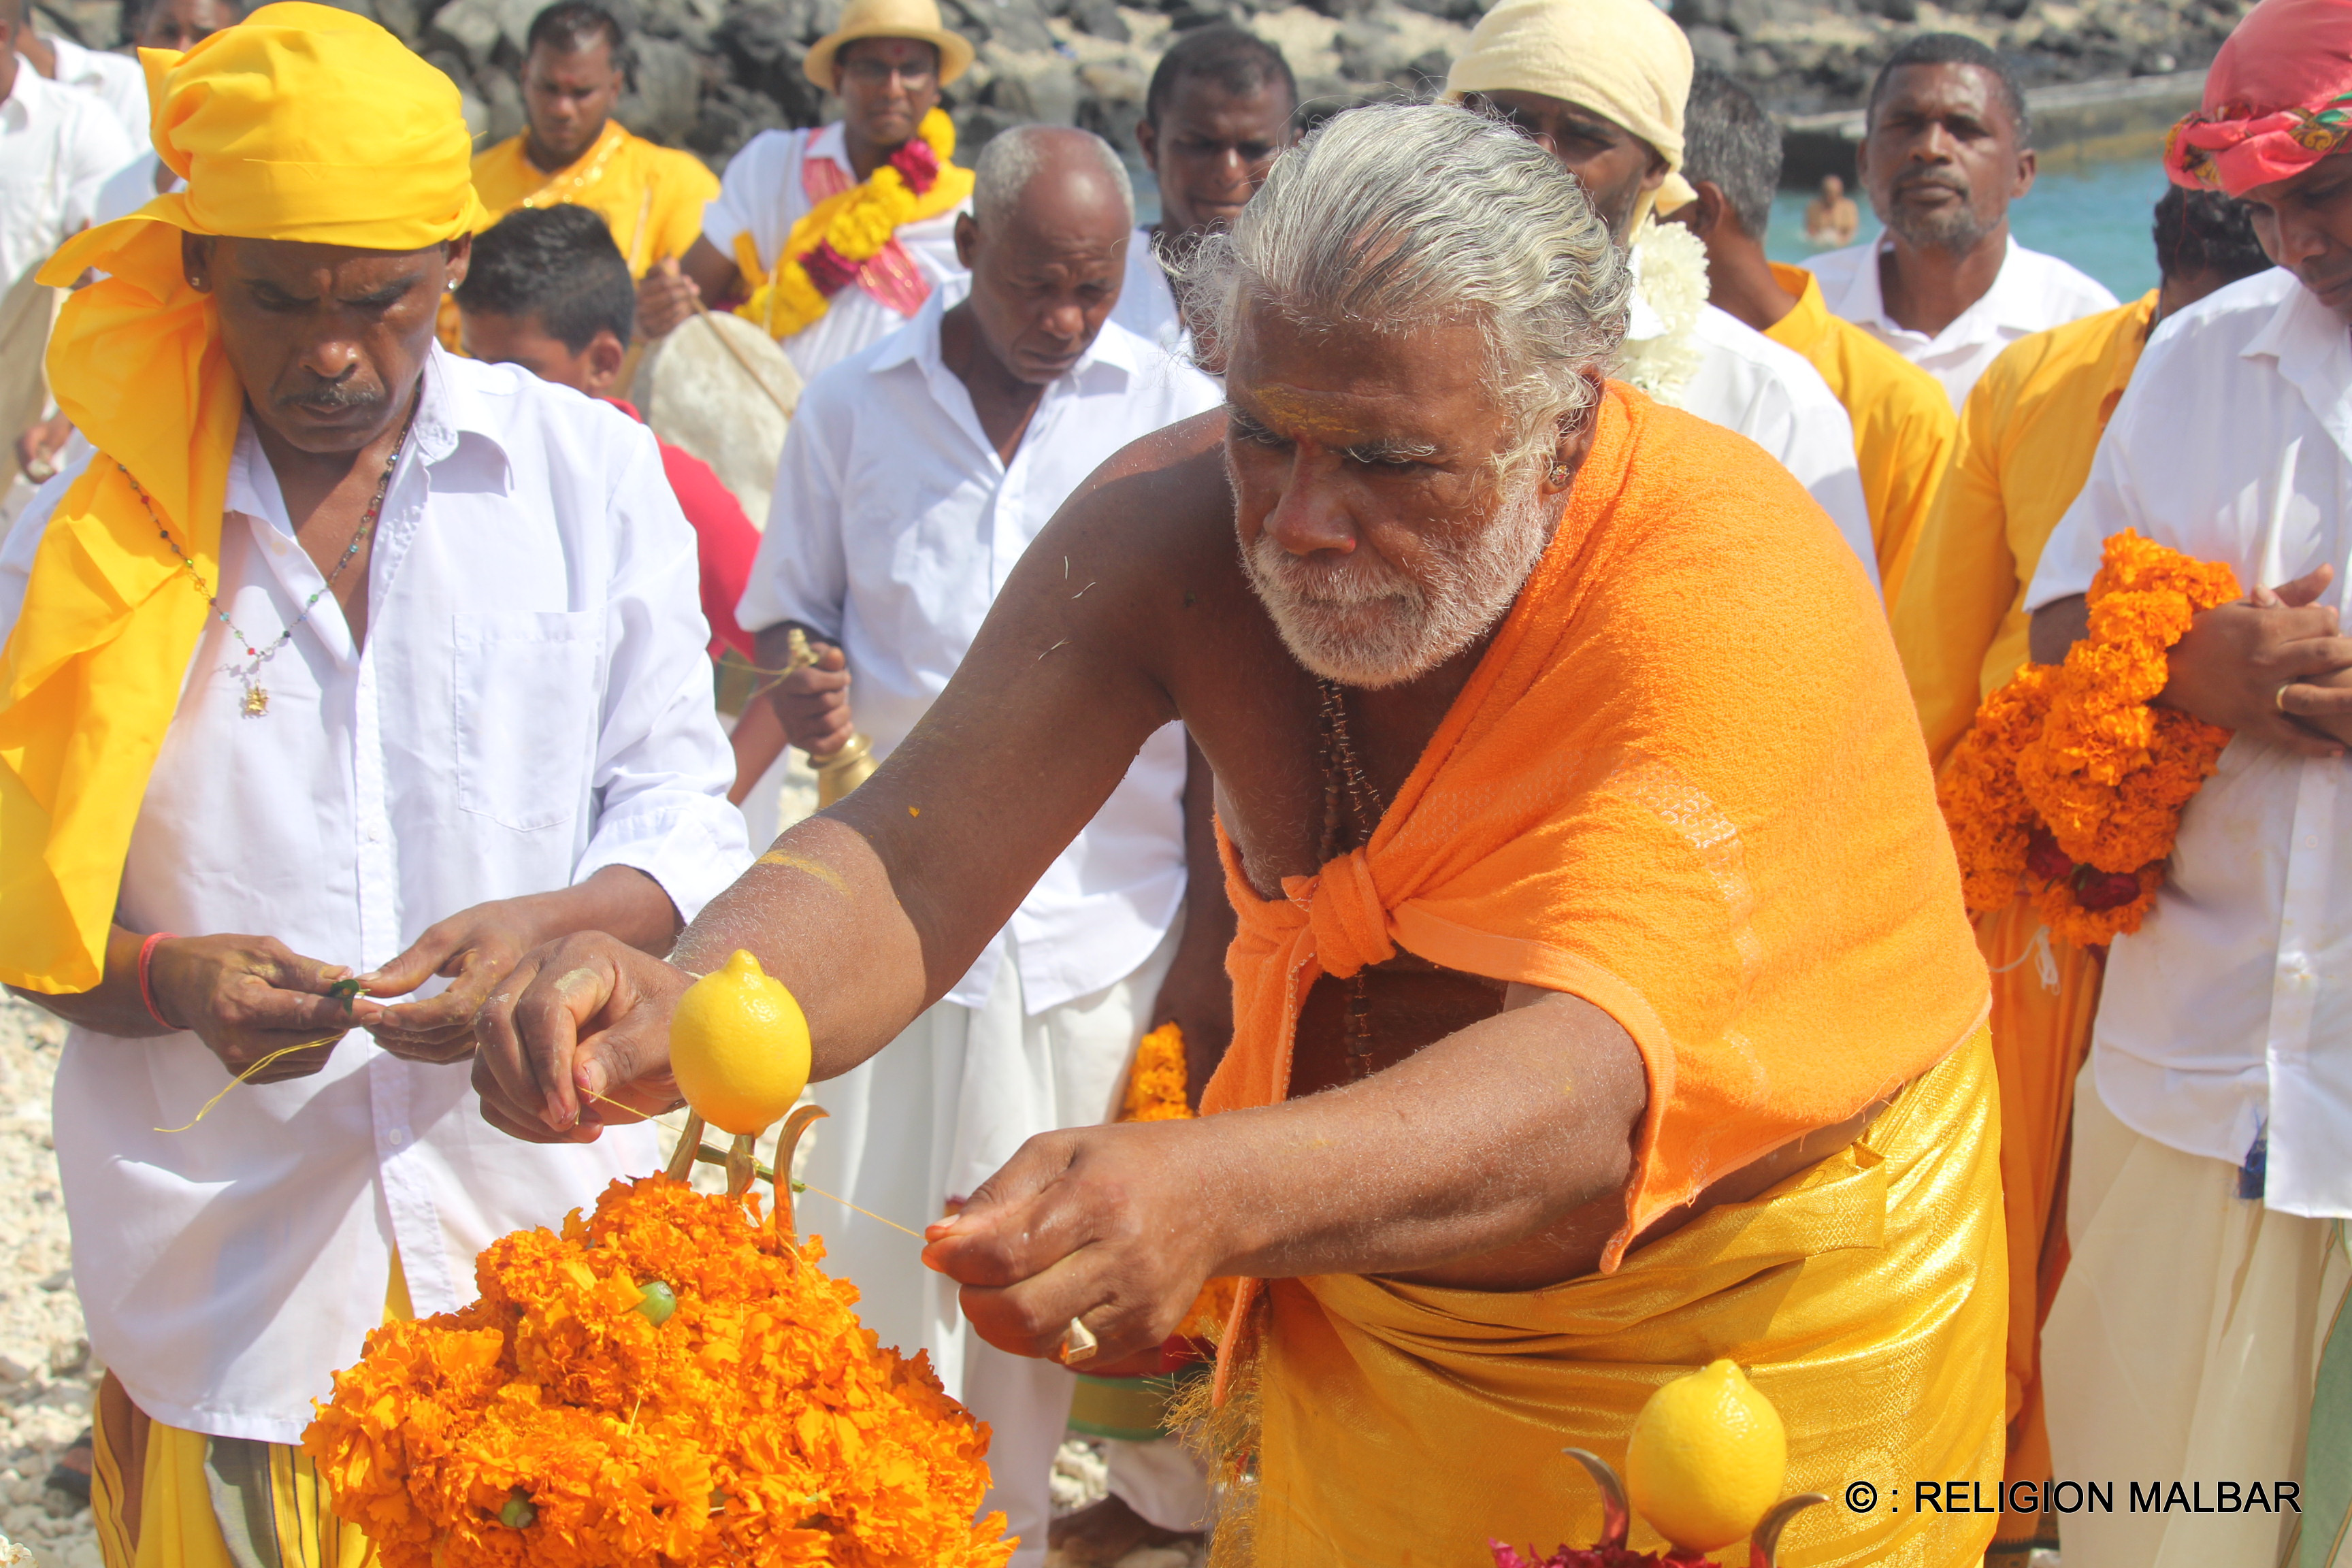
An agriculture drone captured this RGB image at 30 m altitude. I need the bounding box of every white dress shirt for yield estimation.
[2025,267,2352,1218]
[1110,225,1187,358]
[1682,303,1879,590]
[31,35,149,141]
[0,62,137,293]
[0,349,750,1443]
[700,120,969,381]
[92,146,175,224]
[739,294,1220,1013]
[1810,233,2118,408]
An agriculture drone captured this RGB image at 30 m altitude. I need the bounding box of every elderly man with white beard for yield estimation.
[471,103,2005,1564]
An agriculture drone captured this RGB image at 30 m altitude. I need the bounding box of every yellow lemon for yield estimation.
[1624,1358,1787,1552]
[669,951,811,1136]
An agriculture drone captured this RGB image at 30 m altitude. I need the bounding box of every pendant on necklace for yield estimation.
[242,683,270,717]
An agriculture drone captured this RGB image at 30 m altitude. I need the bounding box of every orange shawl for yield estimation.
[1200,383,1989,1270]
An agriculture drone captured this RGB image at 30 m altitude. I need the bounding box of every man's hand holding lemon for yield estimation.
[471,932,700,1142]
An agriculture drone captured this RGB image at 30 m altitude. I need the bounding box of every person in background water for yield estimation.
[0,0,134,512]
[440,0,719,349]
[634,0,975,378]
[736,125,1228,1568]
[453,203,787,806]
[1893,183,2270,1565]
[1111,22,1296,363]
[0,13,749,1562]
[1673,65,1955,604]
[1443,0,1879,588]
[1805,171,1858,246]
[1809,33,2116,408]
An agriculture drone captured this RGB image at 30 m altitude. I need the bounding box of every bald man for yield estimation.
[734,125,1226,1565]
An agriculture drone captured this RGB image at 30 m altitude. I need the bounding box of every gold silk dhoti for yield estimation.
[1249,1030,2007,1567]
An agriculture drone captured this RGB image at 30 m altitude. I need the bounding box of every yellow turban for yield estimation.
[0,3,488,992]
[1443,0,1699,220]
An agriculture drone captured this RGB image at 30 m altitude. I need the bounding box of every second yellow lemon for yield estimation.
[669,950,811,1136]
[1624,1358,1787,1552]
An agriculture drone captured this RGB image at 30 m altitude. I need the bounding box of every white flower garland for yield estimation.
[1615,217,1709,407]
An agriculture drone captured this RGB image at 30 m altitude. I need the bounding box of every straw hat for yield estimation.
[803,0,975,91]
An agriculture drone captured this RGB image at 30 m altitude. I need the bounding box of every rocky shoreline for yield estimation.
[29,0,2251,173]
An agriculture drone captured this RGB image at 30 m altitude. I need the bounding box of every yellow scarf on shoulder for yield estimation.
[734,108,973,342]
[0,3,485,992]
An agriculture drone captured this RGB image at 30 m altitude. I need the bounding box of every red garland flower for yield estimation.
[888,134,942,195]
[798,240,862,297]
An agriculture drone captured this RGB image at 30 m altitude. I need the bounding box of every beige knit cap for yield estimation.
[1443,0,1697,214]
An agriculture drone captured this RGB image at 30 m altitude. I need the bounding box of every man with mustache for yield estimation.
[476,103,2006,1563]
[1111,23,1296,363]
[2016,3,2352,1561]
[438,1,720,349]
[731,125,1223,1565]
[0,10,747,1561]
[632,0,977,378]
[1809,33,2114,409]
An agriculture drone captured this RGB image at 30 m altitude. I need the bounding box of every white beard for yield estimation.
[1242,471,1554,690]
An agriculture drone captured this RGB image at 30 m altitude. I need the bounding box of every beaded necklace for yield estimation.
[1316,676,1388,1080]
[120,412,412,717]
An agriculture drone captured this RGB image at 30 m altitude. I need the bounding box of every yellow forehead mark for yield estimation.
[755,849,851,896]
[1249,385,1375,444]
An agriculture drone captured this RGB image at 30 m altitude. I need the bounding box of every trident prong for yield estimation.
[1560,1449,1631,1550]
[1749,1492,1829,1567]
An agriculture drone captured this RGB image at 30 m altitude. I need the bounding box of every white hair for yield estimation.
[970,124,1136,231]
[1184,101,1631,459]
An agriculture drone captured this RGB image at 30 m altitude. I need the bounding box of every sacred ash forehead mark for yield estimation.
[1241,380,1446,448]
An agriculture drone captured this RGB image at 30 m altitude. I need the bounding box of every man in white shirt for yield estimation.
[1808,33,2117,409]
[633,0,975,378]
[2019,6,2352,1561]
[1443,0,1878,587]
[13,18,144,139]
[1112,22,1296,361]
[0,11,747,1561]
[738,125,1223,1568]
[14,0,240,494]
[0,0,135,499]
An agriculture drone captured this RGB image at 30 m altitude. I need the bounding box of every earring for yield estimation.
[1548,463,1570,485]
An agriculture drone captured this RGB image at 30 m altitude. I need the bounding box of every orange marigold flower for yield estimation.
[303,1177,1015,1568]
[1940,529,2239,944]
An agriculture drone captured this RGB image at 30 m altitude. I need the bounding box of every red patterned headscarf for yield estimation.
[2167,0,2352,195]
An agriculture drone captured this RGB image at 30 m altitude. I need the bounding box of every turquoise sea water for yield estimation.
[1767,156,2174,301]
[1136,150,2173,301]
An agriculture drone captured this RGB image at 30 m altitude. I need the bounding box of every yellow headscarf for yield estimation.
[1443,0,1699,225]
[0,3,488,992]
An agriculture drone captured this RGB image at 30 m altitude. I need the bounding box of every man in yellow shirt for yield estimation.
[444,0,717,344]
[1886,181,2270,1565]
[1672,66,1956,603]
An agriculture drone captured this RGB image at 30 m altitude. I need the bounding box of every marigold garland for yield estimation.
[302,1176,1013,1568]
[1122,1023,1239,1339]
[1939,529,2240,945]
[735,108,973,342]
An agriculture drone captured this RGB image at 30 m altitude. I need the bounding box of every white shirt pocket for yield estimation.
[452,608,604,832]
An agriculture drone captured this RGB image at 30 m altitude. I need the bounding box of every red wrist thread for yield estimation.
[138,932,179,1032]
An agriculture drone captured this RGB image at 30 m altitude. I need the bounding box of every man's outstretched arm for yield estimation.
[470,423,1218,1140]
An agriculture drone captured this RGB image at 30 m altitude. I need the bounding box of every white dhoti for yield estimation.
[799,919,1180,1567]
[2044,1064,2352,1568]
